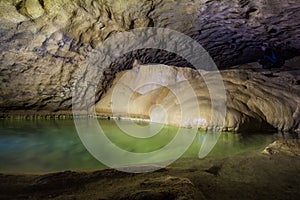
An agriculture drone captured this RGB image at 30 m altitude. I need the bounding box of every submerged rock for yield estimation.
[96,64,300,132]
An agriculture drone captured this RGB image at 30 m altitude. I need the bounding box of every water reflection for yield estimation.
[0,119,275,174]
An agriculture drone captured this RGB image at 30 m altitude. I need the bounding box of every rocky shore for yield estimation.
[1,138,299,200]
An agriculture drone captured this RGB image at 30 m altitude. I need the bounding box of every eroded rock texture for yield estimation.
[96,65,300,132]
[0,0,299,116]
[263,139,300,156]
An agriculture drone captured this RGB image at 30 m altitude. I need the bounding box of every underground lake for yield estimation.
[0,119,277,174]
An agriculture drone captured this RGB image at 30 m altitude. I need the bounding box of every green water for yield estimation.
[0,119,275,174]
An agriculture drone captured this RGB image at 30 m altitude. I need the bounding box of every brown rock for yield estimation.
[263,139,300,156]
[19,0,44,19]
[0,0,299,121]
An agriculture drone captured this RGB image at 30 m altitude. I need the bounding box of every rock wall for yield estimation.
[0,0,299,116]
[96,65,300,132]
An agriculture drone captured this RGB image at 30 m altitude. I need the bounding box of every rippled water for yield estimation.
[0,119,275,174]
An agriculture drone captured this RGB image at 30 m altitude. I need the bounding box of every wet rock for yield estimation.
[262,139,300,156]
[114,176,200,200]
[204,165,222,176]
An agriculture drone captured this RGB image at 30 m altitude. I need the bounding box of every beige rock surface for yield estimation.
[19,0,45,19]
[263,139,300,156]
[0,0,299,116]
[95,64,300,132]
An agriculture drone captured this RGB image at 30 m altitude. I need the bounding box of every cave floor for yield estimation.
[1,150,299,200]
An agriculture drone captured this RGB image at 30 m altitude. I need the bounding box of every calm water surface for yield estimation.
[0,119,275,174]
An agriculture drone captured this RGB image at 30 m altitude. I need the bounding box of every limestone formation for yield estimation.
[0,0,299,125]
[95,64,300,132]
[263,139,300,156]
[18,0,45,19]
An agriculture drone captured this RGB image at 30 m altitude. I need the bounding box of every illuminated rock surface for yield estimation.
[0,0,299,116]
[96,64,300,132]
[263,139,300,156]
